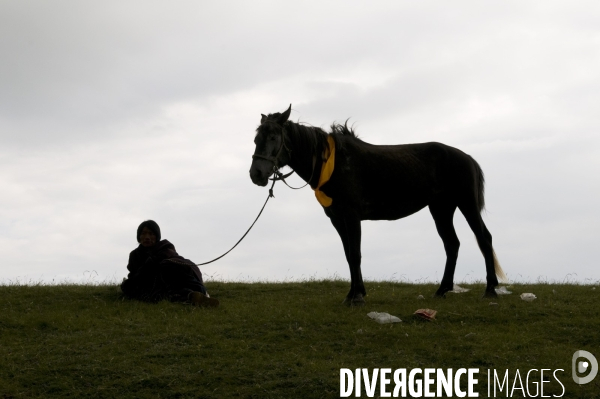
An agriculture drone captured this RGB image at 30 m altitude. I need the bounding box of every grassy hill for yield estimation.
[1,281,599,398]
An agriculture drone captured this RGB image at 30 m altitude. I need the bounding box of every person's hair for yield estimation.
[136,220,161,242]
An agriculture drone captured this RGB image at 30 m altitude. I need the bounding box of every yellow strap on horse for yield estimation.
[314,135,335,207]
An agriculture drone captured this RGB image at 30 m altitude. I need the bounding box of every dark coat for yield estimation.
[120,240,206,302]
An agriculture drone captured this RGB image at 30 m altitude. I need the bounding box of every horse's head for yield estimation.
[249,104,292,186]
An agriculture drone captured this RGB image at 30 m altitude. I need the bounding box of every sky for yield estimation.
[1,1,599,285]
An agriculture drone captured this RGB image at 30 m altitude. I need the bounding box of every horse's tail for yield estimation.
[471,156,508,283]
[493,248,508,283]
[475,235,508,283]
[475,240,508,283]
[471,156,486,212]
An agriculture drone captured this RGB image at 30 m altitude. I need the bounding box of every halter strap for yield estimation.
[251,124,291,169]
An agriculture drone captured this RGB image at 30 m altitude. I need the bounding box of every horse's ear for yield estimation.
[277,104,291,125]
[261,114,267,124]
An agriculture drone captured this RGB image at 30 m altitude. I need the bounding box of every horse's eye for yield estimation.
[268,135,276,141]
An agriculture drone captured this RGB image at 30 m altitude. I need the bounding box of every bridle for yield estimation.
[251,121,317,189]
[251,122,292,172]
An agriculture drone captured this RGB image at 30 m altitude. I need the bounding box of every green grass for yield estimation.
[1,281,599,398]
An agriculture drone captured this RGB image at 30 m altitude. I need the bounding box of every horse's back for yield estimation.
[345,139,477,189]
[331,137,481,220]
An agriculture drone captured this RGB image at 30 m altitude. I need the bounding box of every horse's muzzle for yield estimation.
[249,169,269,187]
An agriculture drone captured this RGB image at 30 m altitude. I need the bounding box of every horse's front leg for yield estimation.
[330,214,365,306]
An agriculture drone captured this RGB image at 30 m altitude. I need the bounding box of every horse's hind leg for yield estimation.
[459,204,499,297]
[429,203,460,297]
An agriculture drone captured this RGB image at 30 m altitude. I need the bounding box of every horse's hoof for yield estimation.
[343,294,366,306]
[482,289,498,298]
[434,287,451,298]
[351,298,366,307]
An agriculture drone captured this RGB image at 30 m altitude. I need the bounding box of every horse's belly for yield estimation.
[362,197,428,221]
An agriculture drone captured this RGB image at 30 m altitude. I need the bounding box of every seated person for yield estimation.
[121,220,219,307]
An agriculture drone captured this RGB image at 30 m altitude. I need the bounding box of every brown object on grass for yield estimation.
[414,308,437,321]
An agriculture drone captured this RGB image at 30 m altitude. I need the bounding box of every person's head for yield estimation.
[137,220,161,247]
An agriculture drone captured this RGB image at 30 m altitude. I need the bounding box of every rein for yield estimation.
[269,155,316,190]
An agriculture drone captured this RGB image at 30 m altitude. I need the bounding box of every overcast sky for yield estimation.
[1,1,599,285]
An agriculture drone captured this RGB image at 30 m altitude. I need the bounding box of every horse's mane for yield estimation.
[257,113,360,162]
[286,120,360,159]
[329,120,358,139]
[284,121,329,157]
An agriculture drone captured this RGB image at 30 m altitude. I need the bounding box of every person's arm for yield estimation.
[127,248,157,277]
[126,251,138,274]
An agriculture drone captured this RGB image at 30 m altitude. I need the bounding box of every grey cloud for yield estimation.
[0,1,541,144]
[1,1,600,284]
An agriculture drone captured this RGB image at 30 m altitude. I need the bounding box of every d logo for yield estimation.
[572,350,598,385]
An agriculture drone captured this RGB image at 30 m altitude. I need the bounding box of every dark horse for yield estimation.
[249,105,506,305]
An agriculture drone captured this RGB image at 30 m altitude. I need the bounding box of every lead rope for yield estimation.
[196,178,278,266]
[197,156,316,266]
